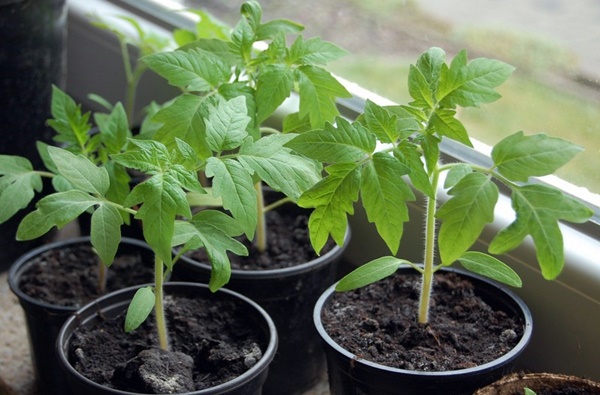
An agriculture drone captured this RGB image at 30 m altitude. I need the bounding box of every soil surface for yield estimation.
[18,243,154,307]
[68,292,269,393]
[321,270,524,371]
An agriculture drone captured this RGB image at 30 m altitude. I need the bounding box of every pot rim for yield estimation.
[313,265,533,377]
[177,226,351,280]
[56,281,278,395]
[8,236,152,312]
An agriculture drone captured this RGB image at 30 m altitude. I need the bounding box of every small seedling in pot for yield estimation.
[287,47,593,324]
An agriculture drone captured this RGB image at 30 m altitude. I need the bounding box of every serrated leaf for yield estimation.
[0,155,43,224]
[361,153,414,255]
[408,64,434,109]
[256,19,304,41]
[492,131,584,182]
[438,55,515,108]
[282,112,312,134]
[288,36,348,66]
[430,108,472,147]
[48,85,92,148]
[255,64,294,124]
[239,134,321,200]
[111,139,168,173]
[206,157,257,239]
[286,117,376,163]
[48,147,109,195]
[415,47,446,86]
[142,48,230,92]
[91,204,123,265]
[152,94,212,159]
[190,210,248,291]
[16,191,101,240]
[393,142,434,198]
[458,251,522,287]
[336,256,407,292]
[362,100,400,143]
[96,102,130,155]
[296,65,351,127]
[205,96,251,152]
[299,163,360,253]
[437,172,499,265]
[125,287,155,332]
[444,163,473,189]
[489,184,592,279]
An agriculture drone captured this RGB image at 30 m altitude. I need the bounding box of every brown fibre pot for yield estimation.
[56,282,278,395]
[8,237,155,395]
[314,266,533,395]
[473,372,600,394]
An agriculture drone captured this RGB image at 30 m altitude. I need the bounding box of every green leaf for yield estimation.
[189,210,248,291]
[430,108,472,147]
[282,112,313,134]
[0,155,43,224]
[438,55,515,108]
[361,153,415,255]
[393,142,434,198]
[444,163,473,189]
[299,163,360,253]
[436,172,499,265]
[255,64,294,124]
[96,102,130,155]
[362,100,400,144]
[408,64,434,109]
[458,251,522,287]
[48,146,109,195]
[125,286,155,332]
[492,131,584,182]
[296,65,351,127]
[47,85,92,149]
[152,94,212,159]
[238,134,321,200]
[415,47,446,86]
[91,204,123,265]
[205,96,251,152]
[256,19,304,41]
[206,157,257,239]
[16,191,101,240]
[288,36,348,65]
[286,117,376,163]
[142,48,230,92]
[489,184,593,279]
[126,174,191,267]
[111,139,168,173]
[336,256,407,292]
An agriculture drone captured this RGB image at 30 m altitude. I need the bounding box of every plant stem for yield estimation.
[254,182,267,253]
[419,168,440,324]
[154,255,169,351]
[97,258,107,294]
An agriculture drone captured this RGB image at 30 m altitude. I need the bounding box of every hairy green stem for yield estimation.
[254,182,267,253]
[154,255,169,351]
[97,257,107,294]
[419,168,440,324]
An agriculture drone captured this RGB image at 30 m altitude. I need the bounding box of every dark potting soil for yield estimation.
[321,271,524,371]
[68,292,268,393]
[18,244,154,307]
[185,208,334,270]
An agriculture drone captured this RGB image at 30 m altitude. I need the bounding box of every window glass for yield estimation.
[171,0,600,200]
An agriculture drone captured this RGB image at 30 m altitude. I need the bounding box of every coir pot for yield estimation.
[8,236,155,395]
[56,282,278,395]
[314,265,533,395]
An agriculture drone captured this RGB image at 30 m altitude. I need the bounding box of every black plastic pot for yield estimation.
[314,266,533,395]
[8,237,155,395]
[474,372,600,394]
[0,0,67,270]
[174,227,350,395]
[56,282,278,395]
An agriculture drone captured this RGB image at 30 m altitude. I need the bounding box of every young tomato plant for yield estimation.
[287,47,593,324]
[140,0,350,260]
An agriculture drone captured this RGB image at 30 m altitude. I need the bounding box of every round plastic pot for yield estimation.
[174,228,350,395]
[56,282,278,395]
[314,266,533,395]
[8,237,155,395]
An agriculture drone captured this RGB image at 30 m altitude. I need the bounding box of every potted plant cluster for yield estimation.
[134,2,352,393]
[286,47,594,394]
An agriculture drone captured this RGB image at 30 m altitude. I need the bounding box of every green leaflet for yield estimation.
[255,64,294,125]
[47,85,92,148]
[48,147,109,196]
[125,286,155,333]
[336,256,408,292]
[458,251,522,287]
[288,36,348,66]
[0,155,42,224]
[91,204,123,266]
[205,96,251,152]
[492,131,584,182]
[437,172,499,265]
